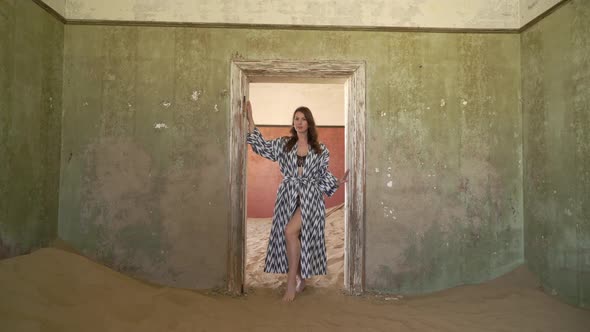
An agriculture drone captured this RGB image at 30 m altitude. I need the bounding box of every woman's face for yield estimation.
[293,111,309,134]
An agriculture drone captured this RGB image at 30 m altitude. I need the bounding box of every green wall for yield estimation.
[0,0,63,258]
[0,0,585,307]
[522,0,590,308]
[59,25,523,291]
[5,0,588,306]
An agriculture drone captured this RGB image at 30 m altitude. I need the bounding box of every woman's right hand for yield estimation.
[244,100,255,132]
[245,100,253,123]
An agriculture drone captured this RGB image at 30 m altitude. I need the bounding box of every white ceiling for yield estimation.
[41,0,562,29]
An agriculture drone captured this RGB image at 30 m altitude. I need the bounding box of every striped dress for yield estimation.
[247,127,339,279]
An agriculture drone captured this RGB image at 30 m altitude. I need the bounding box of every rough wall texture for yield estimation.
[59,25,522,291]
[0,0,63,258]
[520,0,563,26]
[522,0,590,308]
[367,33,522,294]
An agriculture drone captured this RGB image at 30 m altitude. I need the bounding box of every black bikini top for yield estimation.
[296,154,307,167]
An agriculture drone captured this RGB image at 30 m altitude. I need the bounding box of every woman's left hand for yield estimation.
[338,169,350,186]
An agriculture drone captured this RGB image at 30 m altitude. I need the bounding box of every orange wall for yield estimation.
[247,126,345,218]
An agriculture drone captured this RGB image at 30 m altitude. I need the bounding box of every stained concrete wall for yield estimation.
[59,25,522,291]
[520,0,563,26]
[0,0,63,257]
[522,0,590,308]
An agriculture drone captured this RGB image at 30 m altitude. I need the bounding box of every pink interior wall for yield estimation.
[247,126,345,218]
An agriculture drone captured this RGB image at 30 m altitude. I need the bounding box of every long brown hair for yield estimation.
[284,106,322,154]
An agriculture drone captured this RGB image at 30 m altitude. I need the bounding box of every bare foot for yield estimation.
[296,276,306,293]
[282,284,297,302]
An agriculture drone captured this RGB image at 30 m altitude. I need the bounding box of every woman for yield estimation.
[245,100,349,302]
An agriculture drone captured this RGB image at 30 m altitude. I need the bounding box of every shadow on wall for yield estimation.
[370,143,522,294]
[374,219,523,294]
[0,237,15,259]
[60,134,226,288]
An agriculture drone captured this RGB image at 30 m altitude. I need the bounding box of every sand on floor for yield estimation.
[246,203,345,290]
[1,207,589,331]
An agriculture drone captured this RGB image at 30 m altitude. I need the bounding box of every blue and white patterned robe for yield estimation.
[247,127,339,279]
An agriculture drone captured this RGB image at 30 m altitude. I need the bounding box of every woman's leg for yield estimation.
[296,256,305,293]
[283,207,302,302]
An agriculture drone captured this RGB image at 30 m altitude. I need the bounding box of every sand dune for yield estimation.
[1,214,589,331]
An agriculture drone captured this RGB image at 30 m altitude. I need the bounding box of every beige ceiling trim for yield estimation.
[62,19,522,34]
[32,0,66,23]
[32,0,568,34]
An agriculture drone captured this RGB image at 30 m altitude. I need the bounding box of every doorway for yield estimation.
[228,60,366,295]
[246,80,346,290]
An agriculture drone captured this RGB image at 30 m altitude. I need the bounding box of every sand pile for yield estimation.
[1,227,589,331]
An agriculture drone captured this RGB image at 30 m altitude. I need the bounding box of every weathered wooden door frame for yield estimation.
[228,59,366,295]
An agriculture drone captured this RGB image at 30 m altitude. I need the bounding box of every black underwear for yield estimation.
[295,154,306,210]
[296,154,306,167]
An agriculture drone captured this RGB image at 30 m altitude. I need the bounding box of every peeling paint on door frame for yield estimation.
[228,59,367,295]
